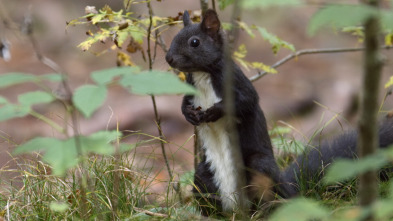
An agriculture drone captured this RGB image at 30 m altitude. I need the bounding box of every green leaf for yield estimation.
[381,10,393,31]
[329,207,368,221]
[269,197,329,221]
[242,0,301,9]
[73,85,107,118]
[0,96,8,105]
[308,4,378,35]
[39,73,64,82]
[0,73,36,88]
[119,143,137,153]
[14,137,61,154]
[128,26,146,44]
[120,70,197,95]
[49,201,69,212]
[14,137,79,176]
[0,104,30,122]
[91,66,140,85]
[44,139,79,176]
[221,22,233,31]
[116,30,129,47]
[14,132,120,176]
[390,179,393,199]
[324,153,389,184]
[0,73,62,89]
[218,0,234,10]
[80,130,121,155]
[372,199,393,220]
[18,91,55,107]
[257,27,295,54]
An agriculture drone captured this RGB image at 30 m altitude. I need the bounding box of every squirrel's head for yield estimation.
[165,9,224,73]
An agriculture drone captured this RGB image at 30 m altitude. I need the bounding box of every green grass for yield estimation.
[1,133,393,220]
[0,151,201,220]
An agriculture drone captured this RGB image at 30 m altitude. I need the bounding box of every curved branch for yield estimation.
[250,45,393,82]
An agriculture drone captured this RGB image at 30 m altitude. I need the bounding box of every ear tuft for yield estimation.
[183,10,191,27]
[201,9,221,39]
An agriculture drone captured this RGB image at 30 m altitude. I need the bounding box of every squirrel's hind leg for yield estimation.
[246,154,298,201]
[193,160,223,216]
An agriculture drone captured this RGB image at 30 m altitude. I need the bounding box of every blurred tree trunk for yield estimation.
[357,0,382,216]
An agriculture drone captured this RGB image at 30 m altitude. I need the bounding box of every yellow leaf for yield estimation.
[91,14,105,24]
[78,37,95,51]
[66,19,83,27]
[116,31,129,47]
[102,5,113,14]
[385,33,393,46]
[233,44,247,59]
[152,16,165,27]
[237,21,255,38]
[251,62,277,74]
[385,76,393,88]
[178,72,186,82]
[234,57,251,71]
[117,51,134,66]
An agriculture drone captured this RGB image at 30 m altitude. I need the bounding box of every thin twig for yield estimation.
[249,45,393,82]
[111,119,121,220]
[134,207,169,218]
[24,10,90,219]
[146,1,178,197]
[153,30,159,61]
[156,33,168,53]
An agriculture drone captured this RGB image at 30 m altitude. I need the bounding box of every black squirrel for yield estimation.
[165,9,393,215]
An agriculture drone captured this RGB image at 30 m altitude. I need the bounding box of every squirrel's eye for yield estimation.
[190,38,200,47]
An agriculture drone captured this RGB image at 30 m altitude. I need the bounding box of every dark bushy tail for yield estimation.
[281,118,393,196]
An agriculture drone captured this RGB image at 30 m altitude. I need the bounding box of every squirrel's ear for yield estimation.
[201,9,221,39]
[183,10,191,27]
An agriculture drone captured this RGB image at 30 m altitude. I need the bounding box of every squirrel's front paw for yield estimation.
[203,105,224,123]
[183,105,204,126]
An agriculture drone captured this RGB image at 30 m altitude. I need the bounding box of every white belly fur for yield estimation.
[192,72,238,211]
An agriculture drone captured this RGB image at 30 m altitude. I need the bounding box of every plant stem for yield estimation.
[25,11,90,219]
[28,110,64,134]
[223,0,249,216]
[146,1,178,198]
[111,120,121,220]
[200,0,209,15]
[357,0,382,214]
[249,45,392,82]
